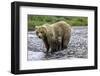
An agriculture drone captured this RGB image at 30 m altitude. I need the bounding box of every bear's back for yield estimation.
[50,21,71,34]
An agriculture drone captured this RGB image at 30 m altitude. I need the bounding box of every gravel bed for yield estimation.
[27,26,88,61]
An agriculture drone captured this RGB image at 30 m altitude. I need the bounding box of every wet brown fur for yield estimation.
[36,21,71,54]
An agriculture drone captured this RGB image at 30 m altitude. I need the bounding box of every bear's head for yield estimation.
[35,26,47,39]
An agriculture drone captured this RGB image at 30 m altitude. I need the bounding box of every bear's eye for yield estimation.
[41,31,43,33]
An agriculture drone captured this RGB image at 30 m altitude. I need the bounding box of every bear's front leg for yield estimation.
[43,38,50,55]
[45,44,49,55]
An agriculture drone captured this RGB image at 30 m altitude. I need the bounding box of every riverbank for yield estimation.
[27,26,88,60]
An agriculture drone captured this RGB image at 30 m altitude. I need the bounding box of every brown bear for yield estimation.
[36,21,71,54]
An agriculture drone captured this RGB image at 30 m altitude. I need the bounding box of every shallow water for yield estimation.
[27,26,88,61]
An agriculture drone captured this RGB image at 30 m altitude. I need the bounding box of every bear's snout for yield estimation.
[38,36,42,38]
[37,33,43,38]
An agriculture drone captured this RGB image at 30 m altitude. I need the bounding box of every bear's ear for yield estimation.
[43,23,49,26]
[35,26,40,30]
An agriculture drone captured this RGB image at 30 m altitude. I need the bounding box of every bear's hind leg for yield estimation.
[49,41,58,54]
[62,35,70,50]
[57,37,62,51]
